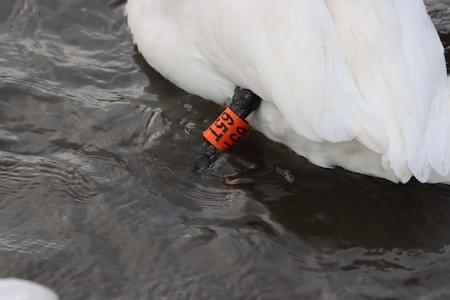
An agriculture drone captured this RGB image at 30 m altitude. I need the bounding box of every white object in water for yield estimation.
[126,0,450,184]
[0,279,58,300]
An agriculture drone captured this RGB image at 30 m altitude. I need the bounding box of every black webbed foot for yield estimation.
[192,143,221,172]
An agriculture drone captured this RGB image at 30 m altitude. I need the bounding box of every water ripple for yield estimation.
[0,233,65,257]
[0,151,100,206]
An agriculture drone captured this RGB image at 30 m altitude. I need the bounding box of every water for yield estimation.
[0,1,450,299]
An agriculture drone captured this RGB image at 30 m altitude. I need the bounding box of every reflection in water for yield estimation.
[0,0,450,299]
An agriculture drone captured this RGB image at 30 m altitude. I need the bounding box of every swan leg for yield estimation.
[193,87,261,171]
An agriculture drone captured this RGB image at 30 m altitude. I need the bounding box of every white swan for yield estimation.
[126,0,450,184]
[0,279,58,300]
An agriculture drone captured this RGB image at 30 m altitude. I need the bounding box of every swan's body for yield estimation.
[126,0,450,183]
[0,279,58,300]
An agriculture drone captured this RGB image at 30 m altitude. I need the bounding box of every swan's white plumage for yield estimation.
[0,279,58,300]
[126,0,450,183]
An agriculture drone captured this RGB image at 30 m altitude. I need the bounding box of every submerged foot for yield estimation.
[193,87,262,171]
[192,143,221,171]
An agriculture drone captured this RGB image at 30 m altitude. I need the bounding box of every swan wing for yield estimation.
[185,0,386,147]
[325,0,449,181]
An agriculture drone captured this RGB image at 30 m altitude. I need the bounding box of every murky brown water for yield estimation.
[1,1,450,299]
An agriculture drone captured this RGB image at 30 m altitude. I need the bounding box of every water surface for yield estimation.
[1,1,450,299]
